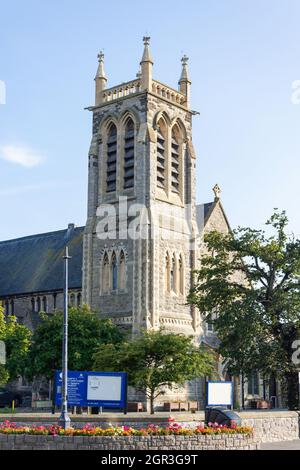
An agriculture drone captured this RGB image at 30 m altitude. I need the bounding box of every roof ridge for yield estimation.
[0,226,85,245]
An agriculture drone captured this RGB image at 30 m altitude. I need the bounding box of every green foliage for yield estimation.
[93,328,215,413]
[0,365,9,385]
[188,210,300,409]
[27,305,124,380]
[0,307,32,384]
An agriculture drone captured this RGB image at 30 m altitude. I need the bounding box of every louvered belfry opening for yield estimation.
[124,118,135,189]
[171,129,180,193]
[106,123,117,192]
[157,121,166,189]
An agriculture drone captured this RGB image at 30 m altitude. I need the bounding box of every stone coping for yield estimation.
[0,409,298,423]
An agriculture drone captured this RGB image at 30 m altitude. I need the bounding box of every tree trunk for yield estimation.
[241,373,245,410]
[150,391,155,414]
[285,371,299,410]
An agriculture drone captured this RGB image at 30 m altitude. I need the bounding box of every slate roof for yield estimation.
[196,202,214,229]
[0,225,84,297]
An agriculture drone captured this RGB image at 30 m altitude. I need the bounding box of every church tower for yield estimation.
[82,38,199,337]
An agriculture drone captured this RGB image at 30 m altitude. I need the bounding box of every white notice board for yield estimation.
[207,381,233,406]
[87,375,122,401]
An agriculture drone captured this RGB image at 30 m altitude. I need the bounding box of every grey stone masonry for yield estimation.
[241,411,300,443]
[1,410,298,443]
[0,433,260,450]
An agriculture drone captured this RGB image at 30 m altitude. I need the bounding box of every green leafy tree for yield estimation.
[27,305,124,380]
[93,329,215,414]
[188,210,300,409]
[0,307,32,384]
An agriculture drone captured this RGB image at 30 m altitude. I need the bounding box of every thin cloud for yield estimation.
[0,144,44,167]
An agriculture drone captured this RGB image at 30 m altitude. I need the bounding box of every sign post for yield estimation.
[58,246,71,429]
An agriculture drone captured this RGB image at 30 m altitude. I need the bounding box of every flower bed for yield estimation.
[0,419,259,450]
[0,419,253,437]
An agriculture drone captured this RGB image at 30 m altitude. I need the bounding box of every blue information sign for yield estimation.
[54,371,127,409]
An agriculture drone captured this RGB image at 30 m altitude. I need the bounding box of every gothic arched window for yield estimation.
[119,250,126,290]
[77,293,82,307]
[37,297,41,312]
[31,297,35,313]
[171,128,180,194]
[101,252,110,294]
[69,294,75,308]
[53,293,57,310]
[42,296,48,312]
[124,118,135,189]
[170,254,176,292]
[165,252,171,292]
[106,123,117,193]
[111,252,118,290]
[178,255,184,295]
[156,119,167,190]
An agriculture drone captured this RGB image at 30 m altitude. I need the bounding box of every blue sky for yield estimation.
[0,0,299,240]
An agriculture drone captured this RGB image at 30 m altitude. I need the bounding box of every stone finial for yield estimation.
[136,67,142,79]
[141,36,153,64]
[95,50,107,80]
[95,50,107,106]
[179,55,190,82]
[140,36,153,91]
[213,184,221,201]
[178,54,191,107]
[97,50,104,62]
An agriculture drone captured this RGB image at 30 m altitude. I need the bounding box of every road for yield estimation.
[261,440,300,450]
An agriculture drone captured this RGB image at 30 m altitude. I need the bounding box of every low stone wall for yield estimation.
[1,410,298,444]
[241,411,299,443]
[0,434,259,450]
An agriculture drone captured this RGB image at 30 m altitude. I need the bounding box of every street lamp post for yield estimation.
[58,245,71,429]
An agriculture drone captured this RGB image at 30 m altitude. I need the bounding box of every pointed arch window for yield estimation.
[69,294,75,308]
[106,123,117,193]
[42,296,48,312]
[157,120,167,189]
[53,293,57,310]
[178,255,184,295]
[170,255,176,292]
[119,250,126,290]
[77,293,82,307]
[124,118,135,189]
[171,128,180,193]
[165,252,171,292]
[102,252,110,294]
[111,252,118,291]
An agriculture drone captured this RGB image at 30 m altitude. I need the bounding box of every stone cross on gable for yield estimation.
[213,184,221,200]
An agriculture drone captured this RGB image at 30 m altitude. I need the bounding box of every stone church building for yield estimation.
[0,38,277,407]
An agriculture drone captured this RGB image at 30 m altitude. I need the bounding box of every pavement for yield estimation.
[261,440,300,450]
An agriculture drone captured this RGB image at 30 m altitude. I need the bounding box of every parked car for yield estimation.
[0,388,22,408]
